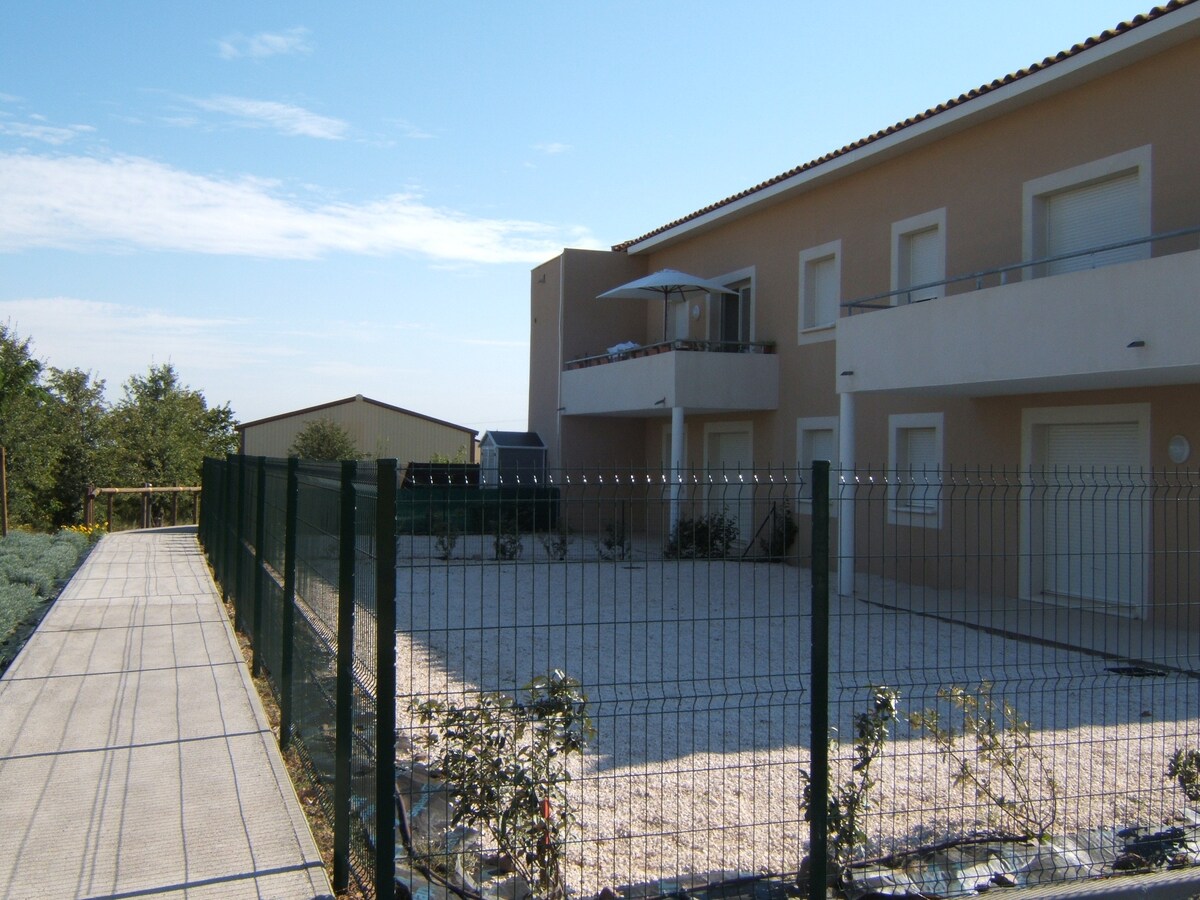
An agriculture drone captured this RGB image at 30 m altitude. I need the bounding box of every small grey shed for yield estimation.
[479,431,547,485]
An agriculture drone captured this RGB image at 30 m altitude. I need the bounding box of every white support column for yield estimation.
[838,391,856,598]
[670,406,685,531]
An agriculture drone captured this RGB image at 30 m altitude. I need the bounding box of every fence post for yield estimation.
[234,457,247,630]
[375,459,397,900]
[280,456,299,751]
[221,456,236,594]
[252,457,267,678]
[334,459,358,893]
[809,460,830,899]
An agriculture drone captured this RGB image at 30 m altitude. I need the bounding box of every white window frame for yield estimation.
[1022,145,1152,277]
[887,412,944,527]
[890,208,946,305]
[707,265,755,344]
[796,416,839,515]
[798,240,841,341]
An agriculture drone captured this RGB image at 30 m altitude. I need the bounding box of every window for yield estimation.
[708,267,754,346]
[891,209,946,304]
[888,412,943,526]
[798,240,841,337]
[710,281,751,345]
[1023,146,1151,278]
[797,416,838,512]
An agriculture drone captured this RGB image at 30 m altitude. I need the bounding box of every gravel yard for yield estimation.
[394,537,1200,895]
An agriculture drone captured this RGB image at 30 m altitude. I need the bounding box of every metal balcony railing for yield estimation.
[843,224,1200,313]
[565,338,775,370]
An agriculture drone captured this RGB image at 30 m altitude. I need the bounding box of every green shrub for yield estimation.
[597,520,627,561]
[0,582,41,645]
[758,504,798,560]
[493,516,523,560]
[1167,747,1200,802]
[411,671,595,899]
[664,509,740,559]
[539,523,573,560]
[0,528,93,666]
[801,684,899,872]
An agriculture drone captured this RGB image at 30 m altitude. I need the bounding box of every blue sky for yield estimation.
[0,1,1146,433]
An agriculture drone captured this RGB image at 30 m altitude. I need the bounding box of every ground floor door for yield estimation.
[705,425,754,542]
[1025,413,1147,612]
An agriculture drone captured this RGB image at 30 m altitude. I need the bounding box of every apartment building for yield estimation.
[529,1,1200,624]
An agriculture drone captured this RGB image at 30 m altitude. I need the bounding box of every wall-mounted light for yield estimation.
[1169,434,1190,464]
[840,370,854,376]
[691,304,701,320]
[654,397,666,406]
[1127,340,1146,348]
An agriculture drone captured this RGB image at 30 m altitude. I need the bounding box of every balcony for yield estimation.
[561,340,779,416]
[836,229,1200,396]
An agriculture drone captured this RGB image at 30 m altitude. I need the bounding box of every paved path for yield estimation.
[0,527,333,900]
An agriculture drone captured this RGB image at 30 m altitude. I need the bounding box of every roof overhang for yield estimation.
[623,1,1200,255]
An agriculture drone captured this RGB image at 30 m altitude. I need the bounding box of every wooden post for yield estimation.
[172,492,179,527]
[107,493,114,532]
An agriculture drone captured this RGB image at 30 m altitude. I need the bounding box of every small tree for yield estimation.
[288,417,361,461]
[909,682,1058,839]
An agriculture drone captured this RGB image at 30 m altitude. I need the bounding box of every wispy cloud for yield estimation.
[218,27,313,60]
[0,296,266,385]
[187,95,347,140]
[0,120,95,145]
[532,142,571,155]
[393,118,434,140]
[0,153,601,263]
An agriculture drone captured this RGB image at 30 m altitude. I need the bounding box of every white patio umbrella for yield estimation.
[597,268,737,342]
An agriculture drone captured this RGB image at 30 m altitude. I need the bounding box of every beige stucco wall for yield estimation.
[239,397,475,462]
[528,249,645,468]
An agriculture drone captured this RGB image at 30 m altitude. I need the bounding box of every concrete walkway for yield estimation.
[0,527,333,900]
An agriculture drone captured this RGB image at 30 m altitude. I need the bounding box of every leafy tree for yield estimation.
[43,368,114,528]
[0,325,50,533]
[108,364,238,513]
[288,417,361,461]
[430,444,469,464]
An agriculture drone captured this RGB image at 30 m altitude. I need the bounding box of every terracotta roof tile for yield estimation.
[613,0,1195,252]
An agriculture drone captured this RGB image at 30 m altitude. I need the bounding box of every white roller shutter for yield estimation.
[807,255,838,327]
[1039,421,1143,607]
[1044,171,1142,275]
[707,429,754,540]
[904,227,942,302]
